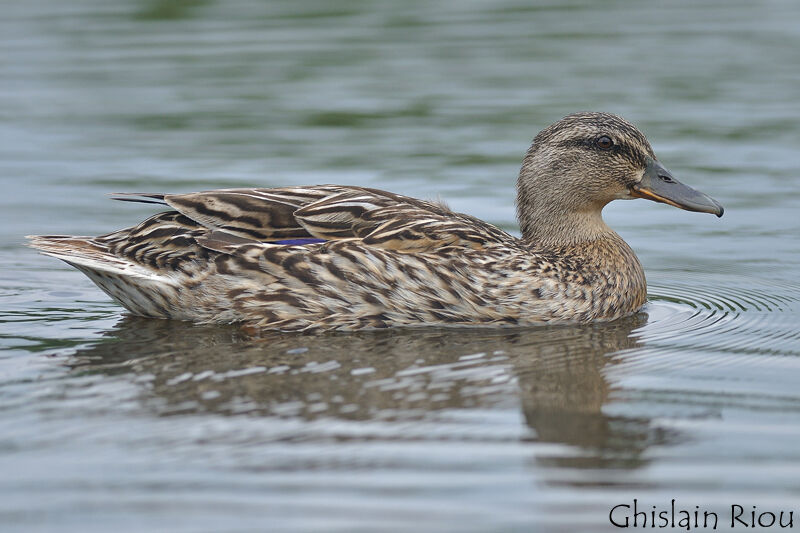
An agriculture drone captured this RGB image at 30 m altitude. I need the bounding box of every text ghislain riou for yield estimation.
[610,500,794,530]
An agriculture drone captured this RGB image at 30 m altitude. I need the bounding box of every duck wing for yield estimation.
[115,185,513,253]
[113,186,338,242]
[294,186,513,252]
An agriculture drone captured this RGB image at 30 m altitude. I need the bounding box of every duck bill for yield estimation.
[630,158,724,217]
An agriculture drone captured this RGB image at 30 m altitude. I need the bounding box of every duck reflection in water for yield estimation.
[67,312,679,471]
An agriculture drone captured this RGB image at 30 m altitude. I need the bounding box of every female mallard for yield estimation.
[28,112,723,331]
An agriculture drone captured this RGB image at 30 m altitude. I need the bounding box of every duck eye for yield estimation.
[595,136,614,150]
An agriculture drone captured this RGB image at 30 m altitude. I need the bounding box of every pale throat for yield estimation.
[519,203,615,249]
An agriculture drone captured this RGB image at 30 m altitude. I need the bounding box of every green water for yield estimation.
[2,1,800,531]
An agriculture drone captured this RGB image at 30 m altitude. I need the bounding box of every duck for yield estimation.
[27,112,724,331]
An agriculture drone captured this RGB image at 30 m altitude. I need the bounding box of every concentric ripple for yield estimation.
[640,272,800,357]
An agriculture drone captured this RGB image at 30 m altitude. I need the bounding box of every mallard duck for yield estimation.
[28,112,723,331]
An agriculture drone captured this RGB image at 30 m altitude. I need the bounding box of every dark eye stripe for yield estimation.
[557,138,648,168]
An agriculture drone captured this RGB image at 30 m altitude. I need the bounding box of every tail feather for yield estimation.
[26,235,182,318]
[26,235,168,281]
[108,192,168,205]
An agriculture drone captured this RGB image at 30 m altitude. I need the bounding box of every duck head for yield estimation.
[517,112,723,245]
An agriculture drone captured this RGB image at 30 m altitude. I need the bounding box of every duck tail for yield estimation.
[27,235,145,276]
[26,235,180,318]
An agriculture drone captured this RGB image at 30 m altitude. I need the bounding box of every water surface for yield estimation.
[2,0,800,531]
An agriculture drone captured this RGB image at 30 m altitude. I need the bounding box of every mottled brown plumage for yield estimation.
[27,112,724,331]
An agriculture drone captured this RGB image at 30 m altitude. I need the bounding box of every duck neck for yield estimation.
[517,200,648,320]
[518,203,615,250]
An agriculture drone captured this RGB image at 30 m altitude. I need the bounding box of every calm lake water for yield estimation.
[2,0,800,531]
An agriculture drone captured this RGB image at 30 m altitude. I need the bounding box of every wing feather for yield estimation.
[294,187,513,252]
[103,185,513,258]
[161,186,340,241]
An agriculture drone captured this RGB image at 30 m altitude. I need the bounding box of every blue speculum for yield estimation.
[271,238,327,245]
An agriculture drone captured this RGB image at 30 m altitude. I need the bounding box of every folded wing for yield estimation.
[131,185,513,254]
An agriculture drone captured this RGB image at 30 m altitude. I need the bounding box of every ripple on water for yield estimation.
[622,273,800,374]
